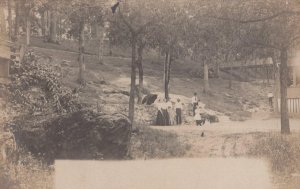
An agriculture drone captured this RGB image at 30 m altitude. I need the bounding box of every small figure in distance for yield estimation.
[191,92,199,116]
[267,91,274,111]
[175,98,183,125]
[194,105,205,126]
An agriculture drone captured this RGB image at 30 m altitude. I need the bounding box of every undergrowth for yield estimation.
[9,50,80,115]
[130,126,190,159]
[0,149,53,189]
[249,133,300,175]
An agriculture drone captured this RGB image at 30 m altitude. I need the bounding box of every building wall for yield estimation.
[287,87,300,98]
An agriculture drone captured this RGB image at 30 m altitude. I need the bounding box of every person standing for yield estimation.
[194,105,202,126]
[155,99,165,126]
[162,99,170,126]
[194,105,205,126]
[267,92,274,108]
[175,98,183,125]
[167,99,176,125]
[191,92,199,116]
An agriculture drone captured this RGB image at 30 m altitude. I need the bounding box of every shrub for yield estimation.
[130,126,190,159]
[0,149,53,189]
[249,133,300,174]
[9,50,81,115]
[12,110,131,163]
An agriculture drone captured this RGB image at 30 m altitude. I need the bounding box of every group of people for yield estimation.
[155,92,206,126]
[155,98,183,126]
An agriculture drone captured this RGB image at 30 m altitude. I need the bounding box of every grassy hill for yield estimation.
[26,37,274,122]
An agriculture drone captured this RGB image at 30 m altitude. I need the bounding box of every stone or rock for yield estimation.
[202,113,219,123]
[12,110,131,163]
[142,94,158,105]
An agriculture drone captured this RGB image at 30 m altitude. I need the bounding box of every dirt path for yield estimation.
[150,118,300,158]
[151,118,300,189]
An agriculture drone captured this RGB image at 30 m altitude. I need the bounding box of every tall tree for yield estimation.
[14,0,20,37]
[0,2,6,34]
[48,1,58,43]
[22,0,47,45]
[66,0,104,84]
[78,19,85,84]
[136,36,146,103]
[109,0,167,124]
[221,0,300,134]
[7,0,12,39]
[152,3,187,99]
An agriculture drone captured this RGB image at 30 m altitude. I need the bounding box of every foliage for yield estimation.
[130,126,190,159]
[61,0,105,39]
[9,50,81,115]
[11,109,131,163]
[249,133,300,174]
[0,148,53,189]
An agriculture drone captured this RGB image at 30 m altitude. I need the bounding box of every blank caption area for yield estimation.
[55,158,272,189]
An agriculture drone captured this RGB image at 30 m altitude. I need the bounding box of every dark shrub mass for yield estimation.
[13,110,131,163]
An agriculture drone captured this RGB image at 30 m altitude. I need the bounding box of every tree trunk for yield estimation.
[128,34,137,125]
[137,43,144,104]
[164,49,170,100]
[91,23,98,39]
[49,10,57,43]
[46,10,50,37]
[168,54,172,84]
[225,54,232,89]
[41,11,46,36]
[266,66,270,85]
[14,0,20,38]
[157,47,162,61]
[57,14,61,41]
[0,6,6,33]
[215,62,220,78]
[98,40,104,63]
[254,56,257,78]
[279,48,290,134]
[7,0,12,39]
[97,25,104,64]
[203,61,209,93]
[78,20,85,84]
[272,55,279,113]
[26,16,31,46]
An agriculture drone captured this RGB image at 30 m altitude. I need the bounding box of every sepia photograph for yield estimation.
[0,0,300,188]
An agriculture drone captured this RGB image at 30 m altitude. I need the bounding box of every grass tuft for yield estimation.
[249,133,300,174]
[130,126,190,159]
[0,150,53,189]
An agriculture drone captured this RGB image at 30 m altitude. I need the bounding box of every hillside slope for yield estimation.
[27,39,273,124]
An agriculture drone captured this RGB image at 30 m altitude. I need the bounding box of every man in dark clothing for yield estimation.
[175,98,183,125]
[191,92,198,116]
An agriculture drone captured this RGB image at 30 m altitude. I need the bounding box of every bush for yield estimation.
[249,133,300,174]
[0,169,18,189]
[9,50,81,115]
[12,110,131,163]
[130,126,190,159]
[0,149,53,189]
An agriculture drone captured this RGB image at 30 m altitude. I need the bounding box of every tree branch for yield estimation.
[208,11,300,24]
[118,10,136,34]
[136,18,158,34]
